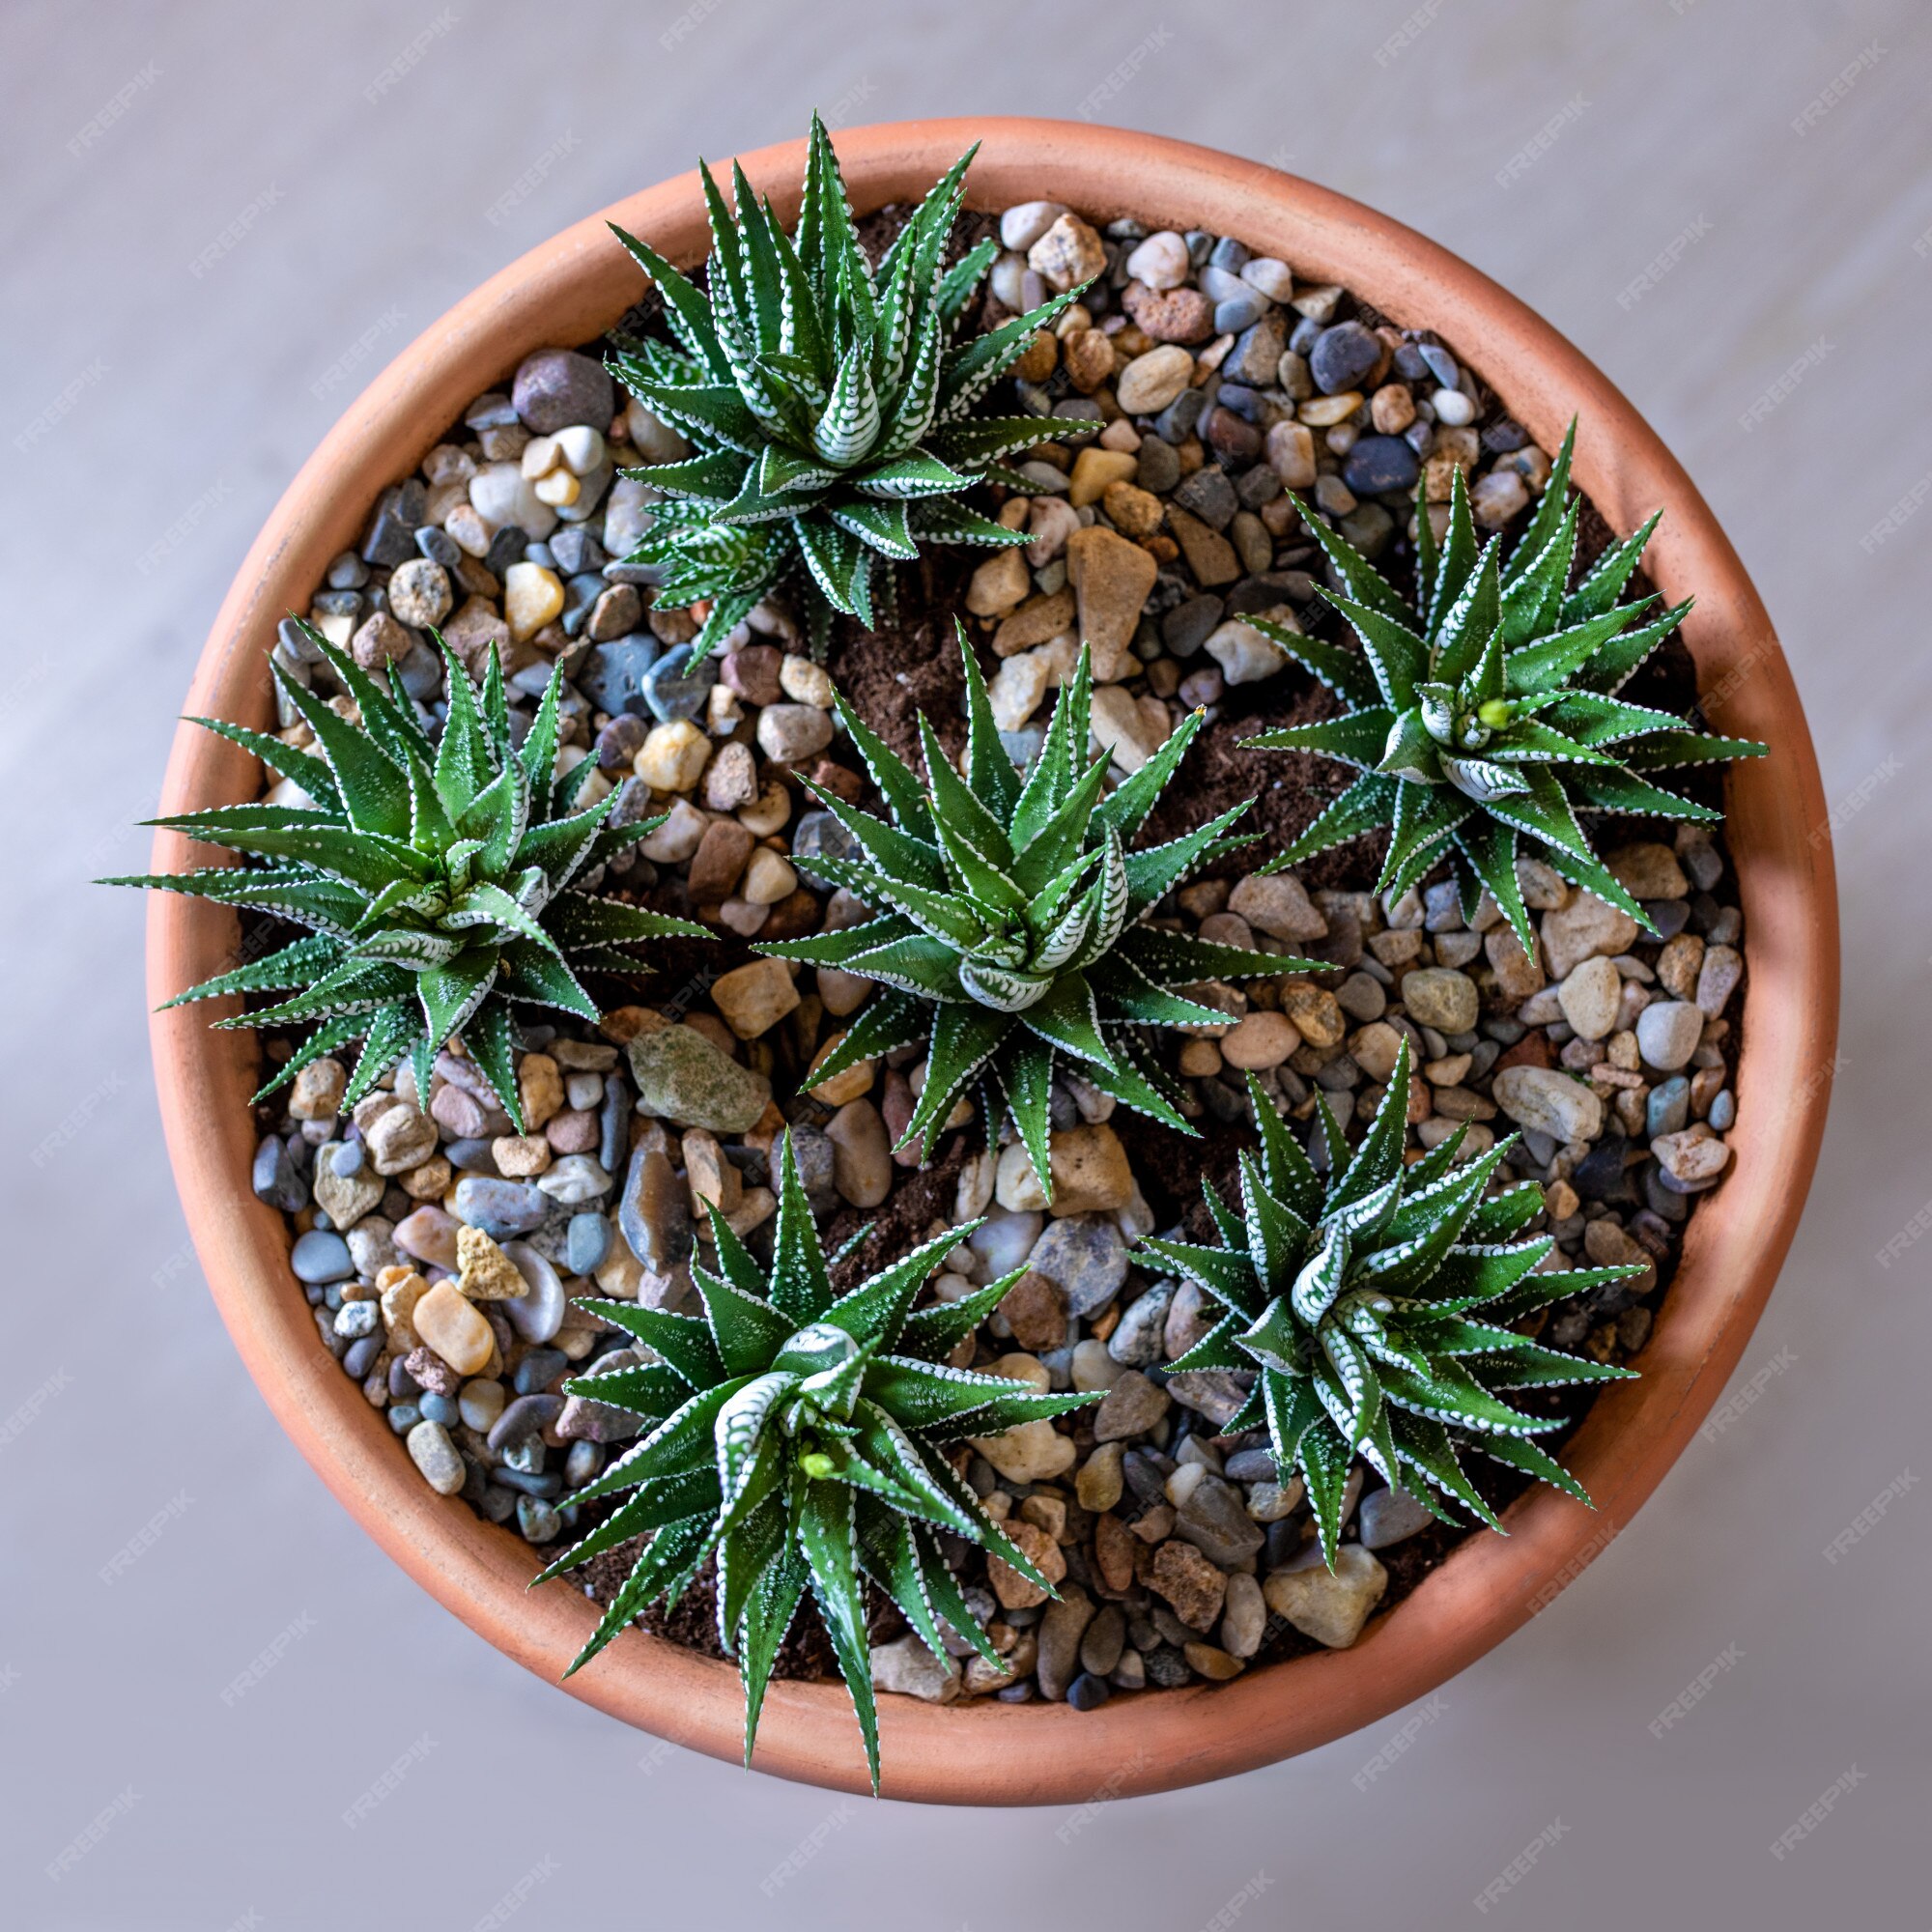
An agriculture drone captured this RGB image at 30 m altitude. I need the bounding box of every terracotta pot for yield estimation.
[150,117,1838,1804]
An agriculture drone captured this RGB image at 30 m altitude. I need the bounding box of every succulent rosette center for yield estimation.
[113,630,708,1123]
[761,629,1324,1203]
[1244,419,1765,952]
[604,113,1089,659]
[541,1133,1100,1789]
[1141,1039,1645,1565]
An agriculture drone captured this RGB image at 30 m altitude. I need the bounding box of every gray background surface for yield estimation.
[4,2,1926,1926]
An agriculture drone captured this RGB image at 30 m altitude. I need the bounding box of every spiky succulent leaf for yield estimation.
[1141,1042,1640,1566]
[544,1133,1099,1788]
[763,628,1323,1202]
[608,114,1084,660]
[1245,421,1766,951]
[110,635,710,1122]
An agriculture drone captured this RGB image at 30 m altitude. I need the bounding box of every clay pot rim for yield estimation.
[148,117,1838,1805]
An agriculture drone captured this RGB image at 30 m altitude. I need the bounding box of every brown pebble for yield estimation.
[688,820,754,901]
[721,643,781,706]
[1122,280,1214,344]
[1000,1270,1070,1352]
[1094,1511,1138,1592]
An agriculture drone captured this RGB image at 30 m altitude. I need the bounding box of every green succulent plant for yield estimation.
[1246,421,1766,953]
[1142,1039,1642,1564]
[545,1132,1098,1787]
[109,629,707,1124]
[760,630,1320,1204]
[607,112,1085,658]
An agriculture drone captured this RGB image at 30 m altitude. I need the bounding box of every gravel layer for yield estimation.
[242,192,1745,1710]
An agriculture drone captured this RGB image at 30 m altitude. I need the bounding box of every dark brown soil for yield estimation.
[821,1134,970,1283]
[580,1545,903,1675]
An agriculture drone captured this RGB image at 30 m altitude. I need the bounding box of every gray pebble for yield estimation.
[516,1496,562,1543]
[566,1210,611,1275]
[291,1230,354,1284]
[579,638,660,717]
[252,1135,308,1213]
[453,1177,550,1238]
[1066,1672,1111,1712]
[1174,466,1237,531]
[1647,1076,1690,1139]
[1161,594,1224,658]
[1026,1216,1128,1317]
[641,643,717,723]
[512,348,613,435]
[1358,1485,1435,1549]
[513,1348,569,1395]
[1310,321,1380,394]
[1136,435,1180,494]
[488,1393,565,1453]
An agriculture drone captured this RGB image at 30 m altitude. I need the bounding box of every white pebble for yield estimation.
[1123,230,1191,291]
[1000,200,1068,253]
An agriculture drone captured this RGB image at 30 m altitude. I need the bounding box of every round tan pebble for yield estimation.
[411,1281,495,1377]
[808,1035,875,1104]
[289,1057,346,1121]
[502,561,563,641]
[399,1155,452,1201]
[443,502,491,557]
[1114,342,1196,415]
[737,780,791,835]
[1013,329,1058,383]
[407,1420,467,1495]
[1370,383,1417,435]
[718,898,768,938]
[1400,966,1480,1035]
[1299,391,1363,429]
[1178,1038,1224,1078]
[634,720,712,792]
[554,424,605,475]
[364,1101,438,1175]
[1220,1011,1297,1070]
[491,1133,552,1178]
[754,703,834,765]
[1557,954,1623,1042]
[817,966,870,1017]
[778,654,834,706]
[1260,421,1316,494]
[386,558,453,629]
[825,1097,892,1208]
[741,849,797,905]
[985,1519,1066,1610]
[1183,1640,1245,1682]
[1471,468,1530,529]
[1100,479,1165,539]
[701,739,757,811]
[1067,446,1138,507]
[1281,983,1347,1049]
[965,549,1030,616]
[1123,229,1190,289]
[709,955,800,1039]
